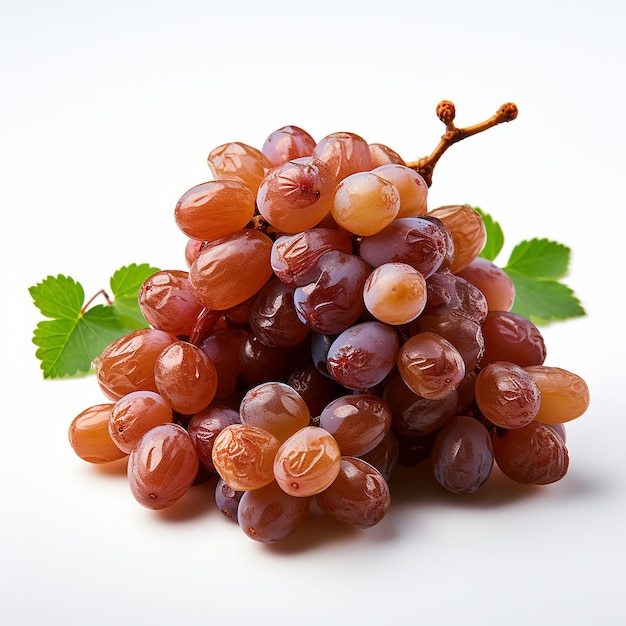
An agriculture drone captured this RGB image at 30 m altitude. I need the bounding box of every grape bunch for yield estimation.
[68,103,590,544]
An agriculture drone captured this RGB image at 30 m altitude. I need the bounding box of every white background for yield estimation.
[3,0,625,624]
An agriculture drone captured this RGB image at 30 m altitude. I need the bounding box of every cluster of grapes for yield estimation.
[68,120,590,543]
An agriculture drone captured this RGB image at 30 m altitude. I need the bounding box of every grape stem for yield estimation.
[407,101,518,186]
[81,289,112,314]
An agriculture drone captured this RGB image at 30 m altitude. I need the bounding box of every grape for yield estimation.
[212,423,280,491]
[358,430,399,482]
[109,390,173,454]
[154,341,218,415]
[313,131,371,182]
[94,328,179,401]
[261,125,316,166]
[287,365,342,416]
[68,403,127,463]
[270,227,353,288]
[395,431,437,467]
[174,180,256,242]
[371,164,428,218]
[430,415,494,494]
[238,335,293,387]
[332,171,400,236]
[316,457,391,528]
[207,141,272,195]
[214,477,244,522]
[383,375,457,436]
[368,143,405,167]
[415,307,485,371]
[127,423,199,510]
[248,278,310,349]
[66,113,591,542]
[238,480,311,543]
[475,361,541,429]
[199,326,250,398]
[326,321,399,390]
[363,262,427,325]
[293,250,371,335]
[138,269,204,338]
[187,405,241,472]
[358,217,449,279]
[492,421,569,485]
[319,393,392,456]
[480,310,547,367]
[428,205,486,272]
[397,331,466,400]
[273,426,342,497]
[456,257,516,312]
[239,382,311,443]
[189,228,274,311]
[523,365,590,424]
[257,157,336,232]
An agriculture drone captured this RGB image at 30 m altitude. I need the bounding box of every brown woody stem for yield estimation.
[407,101,518,186]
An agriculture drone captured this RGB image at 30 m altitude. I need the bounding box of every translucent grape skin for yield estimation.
[326,321,400,391]
[383,375,458,436]
[212,424,280,491]
[368,143,406,168]
[456,257,516,312]
[316,457,391,528]
[428,204,486,272]
[273,426,342,497]
[109,390,173,454]
[313,131,372,183]
[523,365,590,424]
[199,326,250,398]
[319,393,392,456]
[332,171,400,236]
[207,141,272,195]
[174,179,256,242]
[415,307,485,371]
[256,157,336,233]
[261,125,317,166]
[397,331,466,400]
[187,405,241,472]
[358,217,449,279]
[430,415,494,494]
[271,227,353,288]
[293,250,372,335]
[475,361,541,429]
[493,421,569,485]
[239,381,311,443]
[237,480,311,543]
[189,228,274,311]
[138,269,204,338]
[287,365,343,417]
[214,477,244,522]
[371,164,428,218]
[154,341,218,415]
[68,403,127,464]
[94,329,179,401]
[480,310,547,367]
[358,430,399,482]
[248,278,310,349]
[127,423,199,510]
[363,262,427,325]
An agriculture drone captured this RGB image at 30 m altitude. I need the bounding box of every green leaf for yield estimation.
[32,305,126,378]
[474,206,504,262]
[110,263,159,329]
[29,264,159,379]
[504,238,570,280]
[506,270,586,325]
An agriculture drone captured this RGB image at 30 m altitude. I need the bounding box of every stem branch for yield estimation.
[407,101,518,186]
